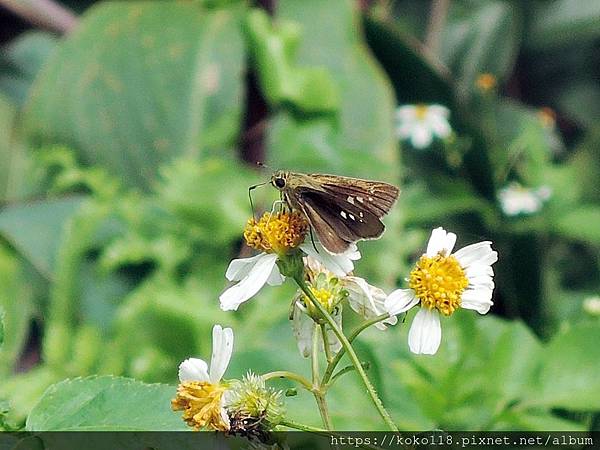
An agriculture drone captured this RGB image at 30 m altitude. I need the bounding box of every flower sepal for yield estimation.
[276,250,305,279]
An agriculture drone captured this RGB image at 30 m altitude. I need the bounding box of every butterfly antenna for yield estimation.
[248,181,269,220]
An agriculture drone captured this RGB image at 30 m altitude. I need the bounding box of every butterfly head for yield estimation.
[271,170,289,191]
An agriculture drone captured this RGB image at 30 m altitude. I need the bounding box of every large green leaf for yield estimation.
[0,196,84,279]
[0,32,58,106]
[26,376,186,430]
[267,0,398,179]
[24,2,245,189]
[530,324,600,410]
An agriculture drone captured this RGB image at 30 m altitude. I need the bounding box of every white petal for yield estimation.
[467,275,495,290]
[454,241,497,267]
[427,104,450,118]
[300,242,359,277]
[397,121,416,138]
[209,325,234,383]
[345,276,397,329]
[385,289,419,316]
[224,253,266,281]
[465,263,494,278]
[326,310,343,355]
[266,264,285,286]
[426,227,456,256]
[410,123,434,149]
[408,308,441,355]
[396,105,417,121]
[219,253,278,311]
[426,114,451,138]
[178,357,210,382]
[219,399,230,430]
[292,302,315,358]
[461,288,493,314]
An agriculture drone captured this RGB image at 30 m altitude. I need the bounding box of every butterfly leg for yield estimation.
[309,227,319,254]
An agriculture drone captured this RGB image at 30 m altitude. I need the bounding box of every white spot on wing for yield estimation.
[347,196,355,204]
[356,196,364,203]
[349,213,356,221]
[340,211,347,219]
[359,212,364,217]
[368,196,374,201]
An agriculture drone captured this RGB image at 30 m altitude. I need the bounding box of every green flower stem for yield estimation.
[293,274,399,431]
[279,419,329,433]
[320,323,334,364]
[262,371,313,391]
[312,324,334,430]
[328,362,368,386]
[322,312,391,386]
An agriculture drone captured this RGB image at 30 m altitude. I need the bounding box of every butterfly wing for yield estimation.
[296,189,385,254]
[308,174,399,218]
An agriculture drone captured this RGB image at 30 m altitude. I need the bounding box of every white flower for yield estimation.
[385,227,497,355]
[396,104,452,149]
[583,296,600,316]
[174,325,234,430]
[219,242,361,311]
[498,182,552,216]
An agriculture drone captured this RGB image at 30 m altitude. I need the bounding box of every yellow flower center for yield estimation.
[476,73,497,92]
[243,211,309,255]
[415,104,428,120]
[171,381,229,431]
[409,252,469,316]
[305,287,335,312]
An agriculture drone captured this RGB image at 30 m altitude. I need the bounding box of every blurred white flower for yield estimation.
[385,227,497,355]
[583,296,600,316]
[172,325,234,431]
[219,212,360,311]
[396,104,452,149]
[498,182,552,216]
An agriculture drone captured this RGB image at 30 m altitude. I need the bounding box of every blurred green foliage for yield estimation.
[0,0,599,432]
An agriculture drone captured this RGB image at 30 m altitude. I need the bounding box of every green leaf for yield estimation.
[526,0,600,49]
[267,0,398,179]
[554,206,600,245]
[363,14,454,105]
[0,306,4,348]
[531,324,600,410]
[0,196,84,279]
[246,9,339,112]
[0,32,58,106]
[24,2,245,190]
[26,376,187,431]
[0,94,36,203]
[0,244,35,377]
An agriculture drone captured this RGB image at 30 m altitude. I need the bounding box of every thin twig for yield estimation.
[0,0,78,34]
[424,0,451,56]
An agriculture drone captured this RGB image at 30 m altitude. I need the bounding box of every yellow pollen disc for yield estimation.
[476,73,497,92]
[415,104,428,120]
[409,253,469,316]
[171,381,229,431]
[304,287,335,313]
[243,211,309,255]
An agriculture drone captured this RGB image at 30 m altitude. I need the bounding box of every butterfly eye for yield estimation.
[274,178,286,189]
